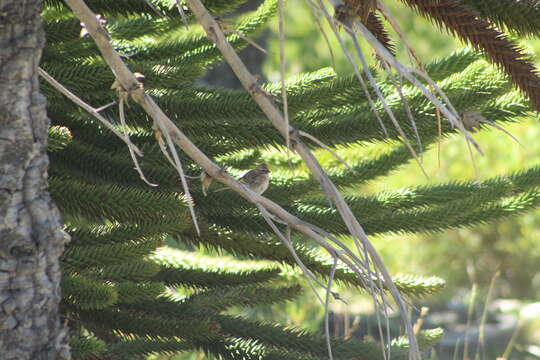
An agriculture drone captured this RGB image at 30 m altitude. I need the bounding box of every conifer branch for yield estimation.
[461,0,540,37]
[365,12,395,57]
[402,0,540,112]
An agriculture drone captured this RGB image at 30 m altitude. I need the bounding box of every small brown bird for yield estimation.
[213,163,271,195]
[239,163,271,195]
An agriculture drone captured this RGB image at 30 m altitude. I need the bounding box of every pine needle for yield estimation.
[310,6,338,72]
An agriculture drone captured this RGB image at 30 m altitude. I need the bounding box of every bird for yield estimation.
[212,163,271,195]
[238,163,271,195]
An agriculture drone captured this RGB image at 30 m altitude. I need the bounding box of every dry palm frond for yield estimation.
[336,0,377,23]
[366,12,396,57]
[334,1,395,57]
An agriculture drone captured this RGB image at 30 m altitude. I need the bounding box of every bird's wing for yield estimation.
[239,169,258,183]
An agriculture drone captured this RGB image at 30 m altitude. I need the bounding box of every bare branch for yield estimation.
[324,257,338,360]
[298,130,353,171]
[38,67,142,157]
[118,96,158,187]
[175,0,190,29]
[257,204,326,305]
[144,0,165,17]
[278,0,290,149]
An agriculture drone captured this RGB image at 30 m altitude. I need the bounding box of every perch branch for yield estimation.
[38,67,142,156]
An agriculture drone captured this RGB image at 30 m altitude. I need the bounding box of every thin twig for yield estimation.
[257,204,326,305]
[500,318,521,359]
[220,19,270,55]
[175,0,190,29]
[475,270,500,360]
[376,0,422,68]
[464,262,479,360]
[118,96,158,187]
[483,121,524,147]
[381,60,423,154]
[161,121,201,235]
[278,0,290,149]
[95,101,116,112]
[144,0,165,17]
[463,282,478,360]
[298,130,353,171]
[153,125,177,168]
[38,67,142,156]
[324,256,338,360]
[310,6,338,71]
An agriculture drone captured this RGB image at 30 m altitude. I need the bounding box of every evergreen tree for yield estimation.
[39,0,540,359]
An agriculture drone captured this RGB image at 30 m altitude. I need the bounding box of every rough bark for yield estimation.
[0,0,70,359]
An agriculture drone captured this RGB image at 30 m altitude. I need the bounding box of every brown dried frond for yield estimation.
[365,12,396,57]
[335,0,377,25]
[333,2,394,57]
[403,0,540,112]
[345,0,377,22]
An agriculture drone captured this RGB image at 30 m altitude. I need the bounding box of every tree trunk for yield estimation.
[0,0,70,359]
